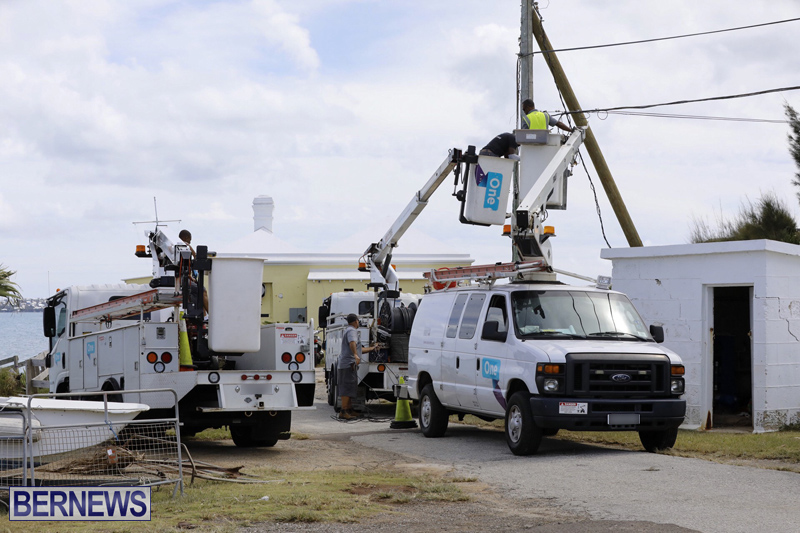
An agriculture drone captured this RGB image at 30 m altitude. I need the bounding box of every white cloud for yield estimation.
[0,0,798,299]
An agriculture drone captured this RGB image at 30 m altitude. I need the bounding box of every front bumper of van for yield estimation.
[530,397,686,431]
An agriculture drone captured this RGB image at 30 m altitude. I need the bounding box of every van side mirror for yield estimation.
[43,307,56,338]
[649,325,664,343]
[318,305,330,330]
[481,321,507,342]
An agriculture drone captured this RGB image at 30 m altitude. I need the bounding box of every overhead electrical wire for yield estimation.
[560,85,800,117]
[524,16,800,56]
[600,111,787,124]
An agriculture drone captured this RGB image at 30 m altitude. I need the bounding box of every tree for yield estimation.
[690,193,799,244]
[0,265,22,306]
[787,103,800,203]
[690,104,800,245]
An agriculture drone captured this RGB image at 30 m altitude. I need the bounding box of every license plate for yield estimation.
[608,413,640,425]
[559,402,588,415]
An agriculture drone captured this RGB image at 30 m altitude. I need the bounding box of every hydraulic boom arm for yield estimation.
[363,148,465,291]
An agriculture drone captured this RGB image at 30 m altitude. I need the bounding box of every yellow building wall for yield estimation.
[263,261,470,324]
[126,259,471,324]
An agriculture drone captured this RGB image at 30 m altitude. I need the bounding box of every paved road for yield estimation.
[293,385,799,533]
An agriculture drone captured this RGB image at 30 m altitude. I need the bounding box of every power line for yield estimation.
[600,111,788,124]
[524,16,800,56]
[560,85,800,116]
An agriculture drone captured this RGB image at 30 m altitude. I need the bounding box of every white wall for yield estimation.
[602,240,800,432]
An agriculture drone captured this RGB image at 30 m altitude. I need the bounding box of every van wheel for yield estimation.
[505,392,542,456]
[638,428,678,453]
[419,384,448,438]
[327,366,337,407]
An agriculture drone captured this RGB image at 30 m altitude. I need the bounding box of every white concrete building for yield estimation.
[602,240,800,432]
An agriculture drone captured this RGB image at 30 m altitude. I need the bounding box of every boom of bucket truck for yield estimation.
[330,128,586,412]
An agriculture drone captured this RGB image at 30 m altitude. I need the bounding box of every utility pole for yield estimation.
[519,0,534,119]
[529,7,643,247]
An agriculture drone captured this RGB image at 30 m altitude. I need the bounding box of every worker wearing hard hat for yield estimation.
[521,99,573,132]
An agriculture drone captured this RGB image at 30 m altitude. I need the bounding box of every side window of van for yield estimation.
[458,294,486,339]
[446,294,469,338]
[358,301,374,315]
[484,295,508,333]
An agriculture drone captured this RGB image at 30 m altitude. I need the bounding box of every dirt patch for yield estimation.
[182,429,580,532]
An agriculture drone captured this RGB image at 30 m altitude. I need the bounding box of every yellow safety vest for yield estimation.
[525,111,548,129]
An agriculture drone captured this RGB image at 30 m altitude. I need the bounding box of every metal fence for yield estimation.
[0,389,183,497]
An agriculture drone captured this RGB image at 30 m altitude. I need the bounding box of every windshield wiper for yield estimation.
[525,331,587,339]
[587,331,649,341]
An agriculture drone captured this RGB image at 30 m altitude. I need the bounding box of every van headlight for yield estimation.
[671,378,685,394]
[543,379,560,392]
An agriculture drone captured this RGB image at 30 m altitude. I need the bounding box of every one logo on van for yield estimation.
[482,357,501,380]
[86,341,96,360]
[610,373,632,383]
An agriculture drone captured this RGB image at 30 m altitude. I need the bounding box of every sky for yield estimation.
[1,0,799,298]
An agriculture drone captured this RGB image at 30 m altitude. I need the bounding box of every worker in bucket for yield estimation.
[480,132,520,159]
[339,313,379,420]
[178,229,209,314]
[521,99,573,132]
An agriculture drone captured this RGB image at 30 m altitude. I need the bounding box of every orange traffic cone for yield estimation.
[390,377,417,429]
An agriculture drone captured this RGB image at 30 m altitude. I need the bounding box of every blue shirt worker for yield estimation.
[338,313,378,420]
[521,99,573,132]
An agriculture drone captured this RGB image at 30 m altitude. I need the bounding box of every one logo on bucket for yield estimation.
[483,172,503,211]
[481,357,501,380]
[10,487,151,521]
[86,341,96,360]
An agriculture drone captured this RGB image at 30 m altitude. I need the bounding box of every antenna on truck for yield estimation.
[132,197,181,228]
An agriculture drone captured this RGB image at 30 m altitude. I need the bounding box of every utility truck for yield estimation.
[34,228,315,447]
[359,128,686,455]
[318,291,420,411]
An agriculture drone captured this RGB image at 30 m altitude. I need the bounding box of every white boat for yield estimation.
[0,396,150,459]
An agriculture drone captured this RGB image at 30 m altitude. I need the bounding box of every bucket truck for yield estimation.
[348,127,686,455]
[36,227,315,447]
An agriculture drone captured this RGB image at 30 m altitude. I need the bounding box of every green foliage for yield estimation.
[0,367,24,396]
[0,264,22,306]
[690,193,799,244]
[787,103,800,203]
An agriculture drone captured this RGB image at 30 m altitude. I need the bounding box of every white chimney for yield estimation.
[252,196,274,233]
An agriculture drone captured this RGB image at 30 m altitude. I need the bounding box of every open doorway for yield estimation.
[712,286,752,429]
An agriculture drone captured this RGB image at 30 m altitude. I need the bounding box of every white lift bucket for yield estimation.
[463,156,516,225]
[208,257,264,352]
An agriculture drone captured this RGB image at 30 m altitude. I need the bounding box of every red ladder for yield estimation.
[424,260,547,289]
[71,289,183,322]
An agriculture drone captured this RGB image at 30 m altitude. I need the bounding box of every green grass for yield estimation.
[2,467,470,532]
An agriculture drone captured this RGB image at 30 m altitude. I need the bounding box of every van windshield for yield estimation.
[511,290,653,341]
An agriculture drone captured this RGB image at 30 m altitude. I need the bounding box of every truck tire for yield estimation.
[327,365,337,407]
[638,427,678,453]
[505,392,543,456]
[419,384,448,438]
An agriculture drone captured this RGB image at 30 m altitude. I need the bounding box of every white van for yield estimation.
[407,282,686,455]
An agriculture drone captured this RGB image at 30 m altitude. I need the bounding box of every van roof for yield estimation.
[430,282,622,296]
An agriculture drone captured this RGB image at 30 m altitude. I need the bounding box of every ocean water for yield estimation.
[0,312,48,362]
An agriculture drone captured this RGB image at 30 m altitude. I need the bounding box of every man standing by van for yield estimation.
[339,313,378,420]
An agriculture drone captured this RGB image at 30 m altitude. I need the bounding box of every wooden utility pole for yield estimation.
[530,8,642,247]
